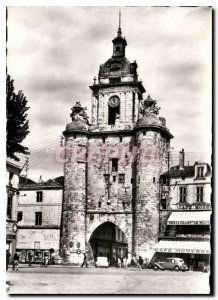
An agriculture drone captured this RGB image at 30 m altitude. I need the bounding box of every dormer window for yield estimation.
[197,166,204,178]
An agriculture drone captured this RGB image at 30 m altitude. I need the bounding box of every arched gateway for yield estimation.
[88,222,128,266]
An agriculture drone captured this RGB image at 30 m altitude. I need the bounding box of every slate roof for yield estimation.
[161,165,195,179]
[19,176,36,185]
[19,175,64,190]
[161,163,211,179]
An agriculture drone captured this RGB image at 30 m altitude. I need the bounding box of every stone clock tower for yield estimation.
[60,22,173,265]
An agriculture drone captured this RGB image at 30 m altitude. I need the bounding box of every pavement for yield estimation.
[6,265,211,294]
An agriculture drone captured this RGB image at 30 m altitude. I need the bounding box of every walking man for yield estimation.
[28,251,33,266]
[81,253,88,268]
[139,256,144,269]
[13,252,19,271]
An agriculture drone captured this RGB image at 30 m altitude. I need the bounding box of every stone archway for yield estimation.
[88,222,128,266]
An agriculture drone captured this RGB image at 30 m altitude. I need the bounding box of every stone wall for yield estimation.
[87,135,134,211]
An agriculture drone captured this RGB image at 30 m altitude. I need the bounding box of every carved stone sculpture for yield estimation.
[140,94,160,117]
[70,101,89,125]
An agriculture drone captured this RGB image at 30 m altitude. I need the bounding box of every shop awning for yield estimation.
[153,240,210,254]
[167,211,211,225]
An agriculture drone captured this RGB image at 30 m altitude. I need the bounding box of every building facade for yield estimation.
[16,179,63,263]
[60,25,173,265]
[156,149,211,271]
[6,159,23,257]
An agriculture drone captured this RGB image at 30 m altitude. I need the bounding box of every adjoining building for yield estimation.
[155,149,211,271]
[6,159,24,257]
[60,23,173,265]
[16,177,63,264]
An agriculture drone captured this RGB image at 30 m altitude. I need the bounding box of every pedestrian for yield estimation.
[120,257,124,268]
[28,251,33,266]
[81,253,88,268]
[13,252,19,271]
[44,254,49,267]
[6,250,10,271]
[117,257,121,269]
[133,255,141,269]
[139,256,144,269]
[189,259,194,271]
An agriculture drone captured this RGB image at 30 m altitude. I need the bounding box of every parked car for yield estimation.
[95,257,109,268]
[153,257,189,271]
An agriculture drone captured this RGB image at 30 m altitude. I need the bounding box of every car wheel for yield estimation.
[154,265,158,271]
[174,266,180,271]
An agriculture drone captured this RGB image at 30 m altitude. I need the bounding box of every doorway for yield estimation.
[89,222,128,266]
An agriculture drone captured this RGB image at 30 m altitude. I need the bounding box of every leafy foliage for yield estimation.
[6,74,30,161]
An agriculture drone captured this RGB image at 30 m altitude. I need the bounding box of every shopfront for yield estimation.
[152,240,210,271]
[17,249,51,264]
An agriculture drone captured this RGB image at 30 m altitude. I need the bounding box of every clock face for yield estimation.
[108,96,120,108]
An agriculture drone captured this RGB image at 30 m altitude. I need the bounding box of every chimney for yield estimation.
[38,175,43,183]
[179,149,185,170]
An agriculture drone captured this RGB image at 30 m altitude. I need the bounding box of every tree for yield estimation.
[6,74,30,161]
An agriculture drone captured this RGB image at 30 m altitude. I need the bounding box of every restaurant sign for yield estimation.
[167,221,210,225]
[154,248,210,254]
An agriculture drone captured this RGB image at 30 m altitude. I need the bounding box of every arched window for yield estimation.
[108,96,120,125]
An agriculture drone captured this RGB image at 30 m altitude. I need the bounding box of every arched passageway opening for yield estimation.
[89,222,128,266]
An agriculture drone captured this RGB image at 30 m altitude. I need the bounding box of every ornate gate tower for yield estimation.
[60,21,173,265]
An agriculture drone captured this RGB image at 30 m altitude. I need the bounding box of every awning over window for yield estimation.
[167,211,211,225]
[153,240,210,254]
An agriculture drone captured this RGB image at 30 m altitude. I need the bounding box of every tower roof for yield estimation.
[96,13,140,83]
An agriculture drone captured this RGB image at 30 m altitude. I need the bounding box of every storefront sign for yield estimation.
[154,248,210,254]
[168,221,210,225]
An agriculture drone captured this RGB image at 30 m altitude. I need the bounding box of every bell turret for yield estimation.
[112,10,127,58]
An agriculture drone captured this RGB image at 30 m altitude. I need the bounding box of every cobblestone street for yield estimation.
[7,266,210,294]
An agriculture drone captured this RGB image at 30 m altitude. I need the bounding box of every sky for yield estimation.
[7,6,212,182]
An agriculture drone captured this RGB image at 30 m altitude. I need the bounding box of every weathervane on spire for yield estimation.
[117,7,122,37]
[119,7,121,28]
